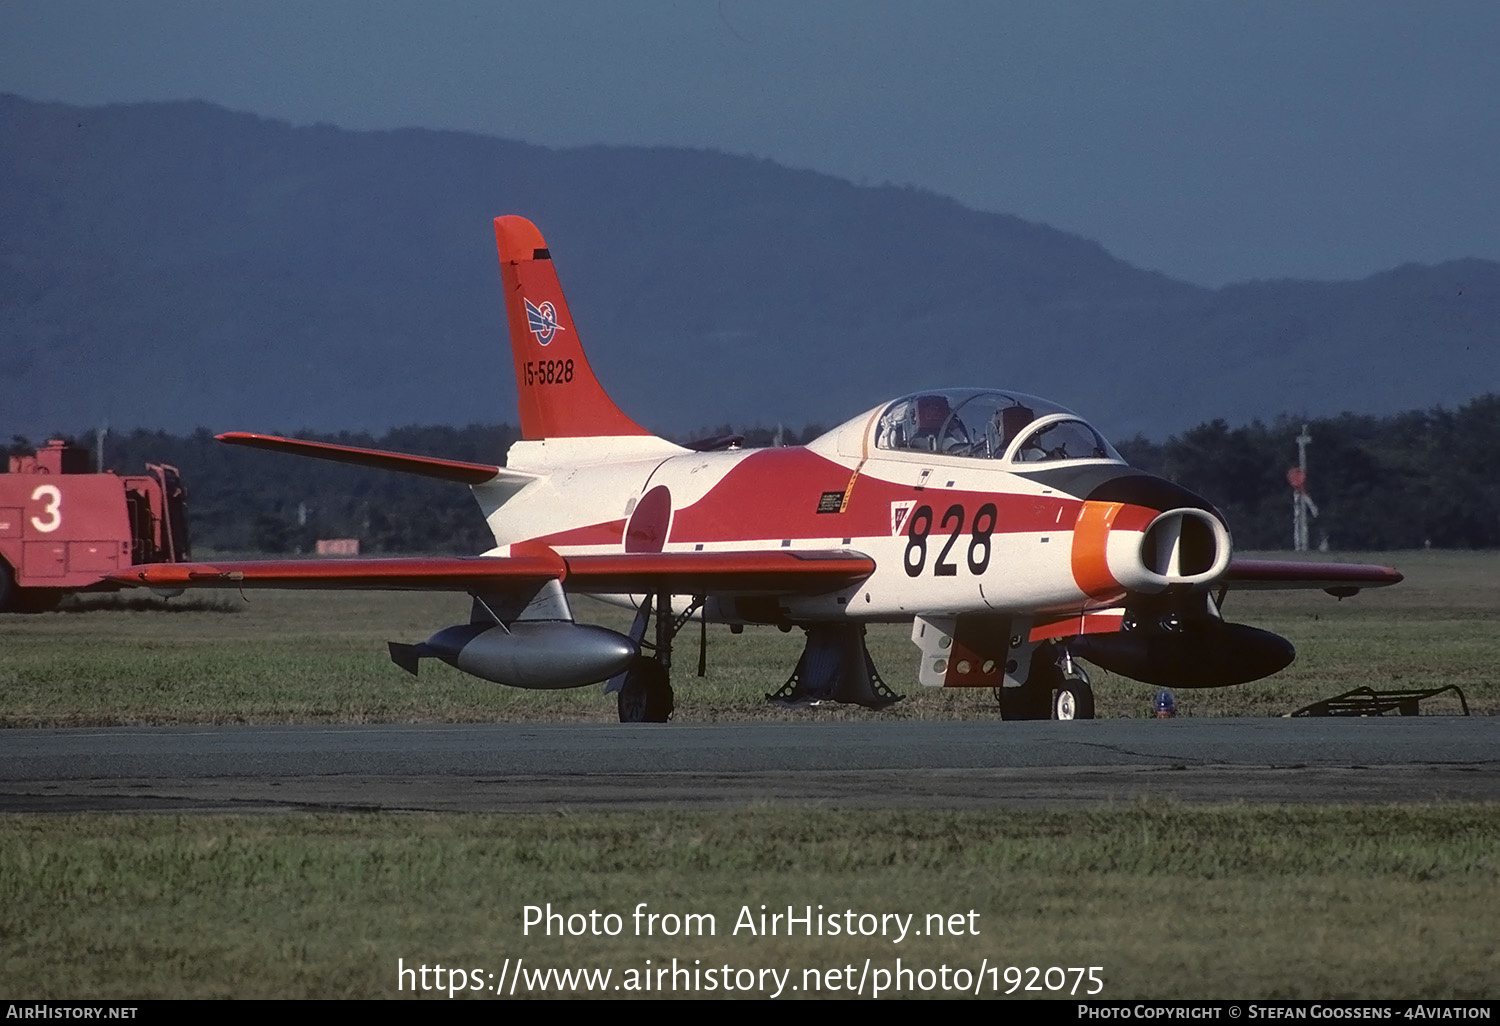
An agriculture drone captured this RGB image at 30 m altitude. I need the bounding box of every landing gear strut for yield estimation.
[615,590,704,723]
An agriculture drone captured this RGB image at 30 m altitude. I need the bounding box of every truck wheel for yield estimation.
[0,563,63,613]
[16,588,63,613]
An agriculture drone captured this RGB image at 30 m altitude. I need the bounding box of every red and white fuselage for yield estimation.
[111,214,1401,708]
[484,405,1228,627]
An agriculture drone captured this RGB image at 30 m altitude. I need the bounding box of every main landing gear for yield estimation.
[614,595,903,721]
[996,644,1095,721]
[614,590,698,723]
[616,656,674,723]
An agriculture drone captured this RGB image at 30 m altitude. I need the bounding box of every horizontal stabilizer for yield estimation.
[217,432,535,486]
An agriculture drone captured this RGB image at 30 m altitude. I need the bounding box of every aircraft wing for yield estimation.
[109,550,875,597]
[1222,559,1403,595]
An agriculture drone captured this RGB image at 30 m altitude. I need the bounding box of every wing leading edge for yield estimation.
[1224,559,1403,595]
[109,549,876,597]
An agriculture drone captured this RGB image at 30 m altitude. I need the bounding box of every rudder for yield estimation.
[495,216,651,440]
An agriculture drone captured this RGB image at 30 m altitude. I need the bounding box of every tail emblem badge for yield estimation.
[524,299,565,346]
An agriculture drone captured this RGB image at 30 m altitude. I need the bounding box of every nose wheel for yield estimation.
[1051,671,1095,720]
[997,647,1095,720]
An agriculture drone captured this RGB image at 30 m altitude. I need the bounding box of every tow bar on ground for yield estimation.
[1289,685,1469,717]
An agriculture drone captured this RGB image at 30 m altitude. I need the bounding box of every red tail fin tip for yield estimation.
[495,216,650,440]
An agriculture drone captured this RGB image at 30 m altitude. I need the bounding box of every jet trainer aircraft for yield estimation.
[113,216,1402,721]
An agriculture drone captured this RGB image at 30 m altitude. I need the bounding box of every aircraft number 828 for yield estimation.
[904,502,997,578]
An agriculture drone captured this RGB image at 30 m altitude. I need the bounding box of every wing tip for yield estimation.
[1226,558,1404,591]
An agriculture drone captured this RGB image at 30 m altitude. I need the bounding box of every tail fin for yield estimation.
[495,216,651,440]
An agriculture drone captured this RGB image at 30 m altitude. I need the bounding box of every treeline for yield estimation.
[11,397,1497,553]
[1116,393,1500,549]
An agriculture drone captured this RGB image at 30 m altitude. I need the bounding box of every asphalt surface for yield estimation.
[2,718,1496,812]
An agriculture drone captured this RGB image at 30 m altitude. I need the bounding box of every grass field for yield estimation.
[0,549,1494,725]
[2,805,1498,999]
[2,550,1496,999]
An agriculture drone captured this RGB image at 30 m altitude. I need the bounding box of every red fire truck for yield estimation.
[0,439,190,612]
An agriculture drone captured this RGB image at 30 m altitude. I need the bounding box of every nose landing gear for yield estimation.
[1051,669,1095,720]
[996,644,1095,720]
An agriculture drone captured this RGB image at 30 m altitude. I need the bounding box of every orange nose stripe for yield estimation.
[1071,500,1124,599]
[1072,501,1161,598]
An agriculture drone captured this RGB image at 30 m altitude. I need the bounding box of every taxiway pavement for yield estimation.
[2,718,1496,812]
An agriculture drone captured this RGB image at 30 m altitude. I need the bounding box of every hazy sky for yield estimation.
[3,0,1497,286]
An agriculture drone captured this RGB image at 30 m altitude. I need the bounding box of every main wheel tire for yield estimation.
[1052,673,1096,720]
[617,657,674,723]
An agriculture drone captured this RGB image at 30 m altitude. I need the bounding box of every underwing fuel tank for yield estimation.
[1069,621,1294,689]
[389,621,637,689]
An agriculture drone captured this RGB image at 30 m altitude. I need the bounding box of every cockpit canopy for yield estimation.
[873,389,1124,465]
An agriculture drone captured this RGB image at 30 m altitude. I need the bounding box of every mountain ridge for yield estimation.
[3,93,1495,441]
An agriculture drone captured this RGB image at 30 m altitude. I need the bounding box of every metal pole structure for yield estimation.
[1293,425,1312,551]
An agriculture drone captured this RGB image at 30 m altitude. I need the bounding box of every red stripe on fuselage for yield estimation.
[666,448,1082,544]
[519,449,1103,554]
[527,519,626,548]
